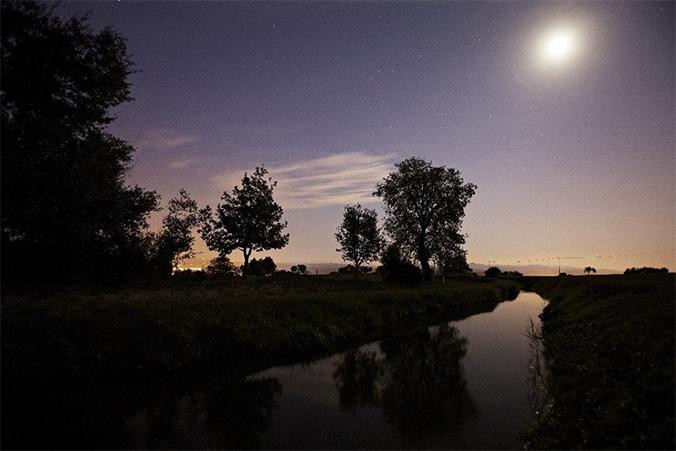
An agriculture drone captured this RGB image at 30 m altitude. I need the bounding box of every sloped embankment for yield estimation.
[527,274,675,449]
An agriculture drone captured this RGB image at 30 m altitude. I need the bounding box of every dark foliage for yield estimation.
[434,251,471,277]
[379,243,423,286]
[148,189,201,280]
[290,264,307,275]
[245,257,277,276]
[335,204,383,273]
[374,157,476,281]
[624,266,669,274]
[484,266,502,278]
[205,254,240,278]
[338,265,373,274]
[200,167,288,276]
[501,270,523,277]
[1,1,159,285]
[528,275,675,449]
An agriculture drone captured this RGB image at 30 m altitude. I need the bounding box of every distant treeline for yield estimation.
[624,266,669,274]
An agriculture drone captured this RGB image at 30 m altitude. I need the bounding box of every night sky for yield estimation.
[57,1,674,272]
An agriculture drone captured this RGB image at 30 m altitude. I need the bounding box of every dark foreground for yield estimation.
[2,276,520,449]
[526,274,675,449]
[3,290,544,449]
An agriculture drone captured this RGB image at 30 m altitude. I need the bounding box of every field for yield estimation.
[2,274,519,384]
[526,273,675,449]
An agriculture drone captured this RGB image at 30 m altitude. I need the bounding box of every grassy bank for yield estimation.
[526,274,675,449]
[2,275,519,384]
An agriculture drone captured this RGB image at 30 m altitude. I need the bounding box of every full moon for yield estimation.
[539,27,577,65]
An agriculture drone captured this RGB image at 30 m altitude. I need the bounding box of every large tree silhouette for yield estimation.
[1,1,159,284]
[374,157,476,280]
[200,167,288,275]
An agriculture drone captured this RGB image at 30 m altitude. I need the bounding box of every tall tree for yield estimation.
[374,157,476,281]
[1,1,159,284]
[335,204,383,275]
[200,167,289,275]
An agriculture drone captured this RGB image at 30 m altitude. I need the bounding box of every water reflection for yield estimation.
[125,376,282,449]
[333,324,477,441]
[4,373,282,449]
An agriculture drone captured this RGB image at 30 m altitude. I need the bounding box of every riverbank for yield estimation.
[526,274,675,449]
[2,275,519,385]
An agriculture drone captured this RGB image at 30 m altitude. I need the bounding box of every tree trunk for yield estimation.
[418,240,432,281]
[420,257,432,281]
[242,249,250,277]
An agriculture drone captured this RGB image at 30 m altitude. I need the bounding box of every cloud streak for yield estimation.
[137,128,199,150]
[212,151,396,209]
[168,159,194,169]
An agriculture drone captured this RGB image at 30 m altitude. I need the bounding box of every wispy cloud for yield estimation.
[137,128,199,150]
[212,151,396,209]
[168,159,194,169]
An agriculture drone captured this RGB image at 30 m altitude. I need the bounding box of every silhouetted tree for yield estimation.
[335,204,383,276]
[484,266,502,278]
[297,264,307,275]
[374,157,476,281]
[200,167,288,276]
[290,265,298,273]
[584,266,597,275]
[205,254,239,278]
[1,1,159,285]
[150,189,200,279]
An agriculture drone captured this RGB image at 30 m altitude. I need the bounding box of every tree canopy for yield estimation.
[1,1,159,284]
[584,266,597,275]
[374,157,476,280]
[200,167,289,275]
[150,189,201,279]
[335,204,383,274]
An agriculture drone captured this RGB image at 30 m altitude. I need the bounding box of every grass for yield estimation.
[525,274,675,449]
[2,274,519,384]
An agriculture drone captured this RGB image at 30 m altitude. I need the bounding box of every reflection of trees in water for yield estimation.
[333,324,476,441]
[125,376,281,449]
[333,349,384,409]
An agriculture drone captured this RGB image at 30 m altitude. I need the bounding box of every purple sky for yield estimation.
[58,1,674,272]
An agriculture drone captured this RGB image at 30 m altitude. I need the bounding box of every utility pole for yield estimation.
[557,257,560,276]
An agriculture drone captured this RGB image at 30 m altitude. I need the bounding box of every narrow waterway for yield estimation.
[250,291,546,449]
[4,291,546,449]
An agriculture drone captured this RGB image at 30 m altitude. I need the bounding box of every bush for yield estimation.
[244,257,276,276]
[484,267,501,278]
[338,265,373,274]
[205,255,239,278]
[379,244,422,286]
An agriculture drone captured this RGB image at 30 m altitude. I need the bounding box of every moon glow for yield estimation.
[539,27,577,66]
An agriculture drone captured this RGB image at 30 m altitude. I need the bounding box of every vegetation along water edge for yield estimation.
[525,273,675,449]
[2,276,519,386]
